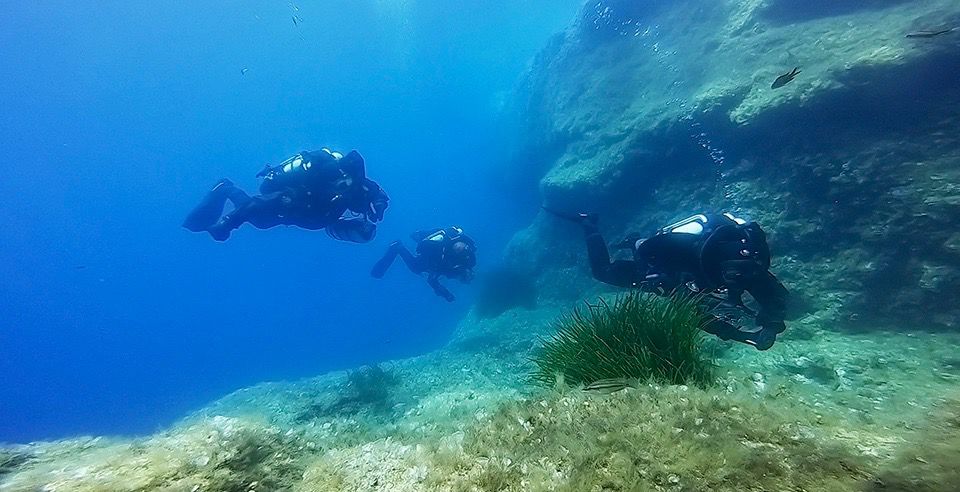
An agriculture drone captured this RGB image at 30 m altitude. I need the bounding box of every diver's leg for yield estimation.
[243,199,286,230]
[428,275,455,302]
[584,227,612,270]
[371,242,402,278]
[395,244,426,275]
[206,194,282,241]
[326,217,376,244]
[547,210,641,287]
[225,186,252,209]
[182,179,236,232]
[371,241,423,278]
[584,227,639,288]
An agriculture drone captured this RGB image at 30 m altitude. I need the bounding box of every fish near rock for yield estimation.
[583,378,636,394]
[771,67,801,89]
[905,27,956,38]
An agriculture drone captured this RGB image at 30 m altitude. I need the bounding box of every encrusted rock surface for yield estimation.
[504,0,960,330]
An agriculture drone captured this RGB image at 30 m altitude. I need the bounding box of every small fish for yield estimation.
[240,67,249,76]
[74,265,87,270]
[583,378,635,394]
[771,67,801,89]
[292,15,301,27]
[905,27,956,39]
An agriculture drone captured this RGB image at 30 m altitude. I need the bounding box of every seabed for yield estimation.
[2,304,959,491]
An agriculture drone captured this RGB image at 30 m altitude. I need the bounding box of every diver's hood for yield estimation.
[339,150,366,179]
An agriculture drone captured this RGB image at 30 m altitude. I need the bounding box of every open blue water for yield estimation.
[0,1,582,443]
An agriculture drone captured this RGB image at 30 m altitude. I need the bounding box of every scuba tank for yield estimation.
[258,149,342,195]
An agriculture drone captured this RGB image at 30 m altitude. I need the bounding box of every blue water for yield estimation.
[0,1,582,443]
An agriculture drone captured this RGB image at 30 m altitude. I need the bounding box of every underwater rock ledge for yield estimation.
[504,0,960,330]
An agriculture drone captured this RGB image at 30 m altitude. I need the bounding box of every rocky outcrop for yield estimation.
[503,0,960,330]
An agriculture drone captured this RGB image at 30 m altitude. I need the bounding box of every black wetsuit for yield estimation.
[183,149,389,242]
[370,227,477,302]
[583,213,788,350]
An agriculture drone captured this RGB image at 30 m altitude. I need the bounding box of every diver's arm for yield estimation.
[427,274,455,302]
[347,179,388,221]
[747,271,789,332]
[596,260,644,288]
[366,179,389,222]
[585,229,641,288]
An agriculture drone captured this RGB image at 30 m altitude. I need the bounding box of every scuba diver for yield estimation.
[370,226,477,302]
[547,209,789,350]
[183,149,389,243]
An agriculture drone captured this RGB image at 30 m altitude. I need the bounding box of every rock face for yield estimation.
[503,0,960,330]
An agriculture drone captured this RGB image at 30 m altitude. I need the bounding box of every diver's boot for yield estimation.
[371,241,402,278]
[207,214,239,242]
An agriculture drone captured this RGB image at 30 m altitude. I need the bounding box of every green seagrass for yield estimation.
[531,291,715,388]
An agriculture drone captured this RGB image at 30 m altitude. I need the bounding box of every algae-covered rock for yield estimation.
[0,416,309,492]
[3,324,959,491]
[502,0,960,330]
[0,450,32,482]
[298,439,434,492]
[868,398,960,491]
[425,385,877,492]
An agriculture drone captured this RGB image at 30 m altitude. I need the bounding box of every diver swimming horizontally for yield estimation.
[547,208,789,350]
[371,226,477,302]
[183,149,389,243]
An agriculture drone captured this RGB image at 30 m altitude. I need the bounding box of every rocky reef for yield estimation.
[4,1,960,490]
[3,304,959,491]
[506,0,960,330]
